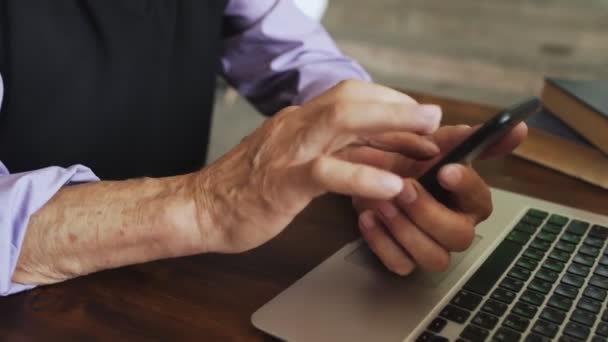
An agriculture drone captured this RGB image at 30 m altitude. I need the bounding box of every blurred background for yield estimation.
[208,0,608,163]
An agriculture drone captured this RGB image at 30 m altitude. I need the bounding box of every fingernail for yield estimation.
[414,104,442,131]
[441,164,463,187]
[379,175,403,196]
[378,201,398,220]
[360,211,375,230]
[399,180,418,204]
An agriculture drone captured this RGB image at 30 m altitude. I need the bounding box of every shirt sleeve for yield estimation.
[0,74,100,296]
[221,0,371,115]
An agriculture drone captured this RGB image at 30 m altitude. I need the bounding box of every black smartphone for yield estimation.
[418,97,541,204]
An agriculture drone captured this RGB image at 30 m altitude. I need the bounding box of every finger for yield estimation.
[375,201,450,272]
[395,179,476,252]
[359,211,416,276]
[479,122,528,159]
[337,147,417,176]
[353,132,439,160]
[310,156,403,199]
[438,164,493,223]
[316,101,442,136]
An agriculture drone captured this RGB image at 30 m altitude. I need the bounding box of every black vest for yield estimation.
[0,0,227,179]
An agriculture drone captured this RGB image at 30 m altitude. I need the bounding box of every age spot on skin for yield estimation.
[68,233,77,243]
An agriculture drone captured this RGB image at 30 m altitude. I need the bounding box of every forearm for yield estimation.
[12,174,206,285]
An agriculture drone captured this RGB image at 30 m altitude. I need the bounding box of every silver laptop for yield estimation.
[252,187,608,341]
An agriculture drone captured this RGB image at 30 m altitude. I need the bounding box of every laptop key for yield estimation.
[471,311,499,330]
[481,299,508,317]
[549,214,569,227]
[562,274,585,288]
[596,322,608,337]
[507,231,532,245]
[603,308,608,322]
[573,254,595,267]
[547,295,573,311]
[508,267,531,281]
[514,223,536,234]
[565,220,589,235]
[558,336,580,342]
[590,225,608,239]
[520,290,545,306]
[527,209,548,219]
[530,238,551,251]
[524,333,550,342]
[512,301,537,319]
[555,241,576,253]
[577,297,601,314]
[451,290,483,311]
[503,314,529,332]
[493,327,521,342]
[540,307,566,324]
[537,231,557,243]
[561,233,581,245]
[439,305,470,324]
[522,215,544,227]
[537,268,559,282]
[491,288,516,304]
[524,248,545,261]
[583,286,606,302]
[543,259,565,273]
[548,250,570,263]
[427,317,447,333]
[595,265,608,278]
[589,275,608,290]
[584,236,605,248]
[528,278,552,294]
[416,331,434,342]
[579,245,600,258]
[460,324,489,342]
[516,257,538,271]
[532,319,559,338]
[592,336,607,342]
[564,322,590,340]
[600,255,608,266]
[430,336,448,342]
[570,309,596,327]
[500,277,524,293]
[567,264,590,278]
[464,240,522,295]
[554,284,578,299]
[542,223,562,235]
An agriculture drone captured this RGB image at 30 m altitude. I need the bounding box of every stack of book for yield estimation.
[513,78,608,189]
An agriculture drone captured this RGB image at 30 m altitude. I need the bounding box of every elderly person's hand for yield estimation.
[348,113,527,276]
[195,80,442,253]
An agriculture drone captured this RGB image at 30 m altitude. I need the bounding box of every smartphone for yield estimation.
[418,97,541,204]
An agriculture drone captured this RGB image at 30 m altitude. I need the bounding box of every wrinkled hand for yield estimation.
[348,118,528,275]
[192,80,443,253]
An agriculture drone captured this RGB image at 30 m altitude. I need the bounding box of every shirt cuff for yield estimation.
[0,163,99,296]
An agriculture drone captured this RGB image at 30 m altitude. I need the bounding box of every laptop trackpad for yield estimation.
[345,235,482,287]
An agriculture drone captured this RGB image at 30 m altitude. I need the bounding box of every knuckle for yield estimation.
[323,102,349,128]
[310,157,328,182]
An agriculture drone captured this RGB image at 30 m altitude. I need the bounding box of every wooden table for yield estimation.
[1,93,606,341]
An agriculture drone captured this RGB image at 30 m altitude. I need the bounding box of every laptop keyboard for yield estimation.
[416,208,608,342]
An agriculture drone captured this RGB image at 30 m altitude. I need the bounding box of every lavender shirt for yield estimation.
[0,0,369,296]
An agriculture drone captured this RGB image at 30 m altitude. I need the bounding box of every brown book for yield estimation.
[512,109,608,189]
[542,78,608,154]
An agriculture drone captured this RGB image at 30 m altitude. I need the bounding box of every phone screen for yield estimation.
[418,97,541,204]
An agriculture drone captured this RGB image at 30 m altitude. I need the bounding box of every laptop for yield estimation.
[252,186,608,341]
